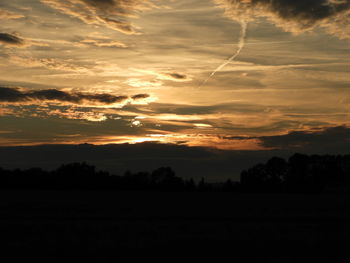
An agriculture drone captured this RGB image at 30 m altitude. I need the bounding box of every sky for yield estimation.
[0,0,350,153]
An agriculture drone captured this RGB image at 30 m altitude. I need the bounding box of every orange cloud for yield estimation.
[41,0,156,34]
[0,9,24,20]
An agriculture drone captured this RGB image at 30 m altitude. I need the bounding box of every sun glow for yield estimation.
[88,133,264,150]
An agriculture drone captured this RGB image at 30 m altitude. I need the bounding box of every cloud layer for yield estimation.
[259,126,350,152]
[215,0,350,38]
[0,87,149,105]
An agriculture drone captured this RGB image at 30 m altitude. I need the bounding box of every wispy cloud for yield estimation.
[0,8,24,20]
[7,55,89,72]
[131,68,192,82]
[80,39,127,48]
[40,0,157,34]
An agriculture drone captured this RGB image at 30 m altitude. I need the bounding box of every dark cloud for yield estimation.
[0,86,25,102]
[259,126,350,153]
[131,93,150,100]
[31,89,128,104]
[0,87,138,105]
[0,33,44,48]
[220,135,253,141]
[0,33,24,46]
[159,72,191,82]
[216,0,350,38]
[219,126,350,153]
[167,73,187,80]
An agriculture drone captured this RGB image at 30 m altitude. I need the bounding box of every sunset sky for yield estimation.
[1,0,350,151]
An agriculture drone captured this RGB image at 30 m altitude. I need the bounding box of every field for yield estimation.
[1,190,350,261]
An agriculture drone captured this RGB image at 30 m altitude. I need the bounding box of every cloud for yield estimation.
[131,68,192,82]
[0,9,24,20]
[215,0,350,38]
[7,55,89,72]
[258,125,350,153]
[131,93,150,100]
[125,78,163,88]
[80,39,127,48]
[0,33,25,46]
[0,87,131,105]
[0,33,47,48]
[157,72,192,82]
[40,0,155,34]
[45,108,108,122]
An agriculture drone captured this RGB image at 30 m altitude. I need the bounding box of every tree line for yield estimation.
[1,153,350,193]
[240,153,350,193]
[0,163,202,191]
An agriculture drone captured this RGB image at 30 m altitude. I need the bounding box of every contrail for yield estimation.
[199,20,248,87]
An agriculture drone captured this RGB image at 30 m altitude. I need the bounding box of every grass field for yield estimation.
[1,190,350,261]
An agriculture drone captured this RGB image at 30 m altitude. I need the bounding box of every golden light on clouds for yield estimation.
[85,133,264,150]
[0,0,349,150]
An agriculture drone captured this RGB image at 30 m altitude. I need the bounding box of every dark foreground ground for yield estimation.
[2,190,350,261]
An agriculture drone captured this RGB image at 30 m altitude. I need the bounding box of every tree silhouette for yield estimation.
[265,157,287,183]
[198,178,212,192]
[240,153,350,193]
[2,153,350,193]
[151,167,185,191]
